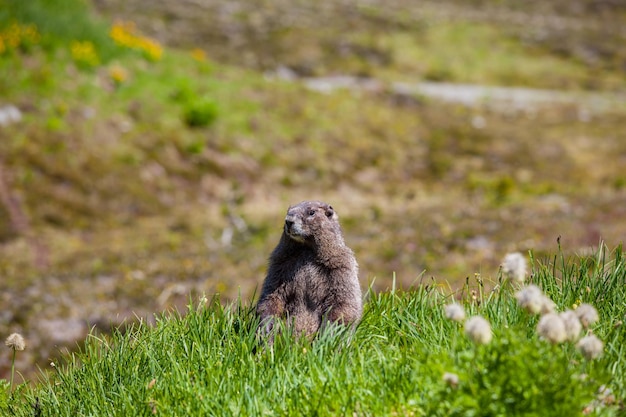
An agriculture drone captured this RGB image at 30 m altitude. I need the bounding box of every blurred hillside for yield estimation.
[1,0,625,380]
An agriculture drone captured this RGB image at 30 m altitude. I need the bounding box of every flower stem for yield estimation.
[10,348,16,392]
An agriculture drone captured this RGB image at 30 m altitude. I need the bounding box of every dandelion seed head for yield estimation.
[444,303,466,323]
[540,295,556,315]
[560,310,582,341]
[442,372,459,388]
[537,313,567,344]
[575,303,599,328]
[502,252,527,283]
[464,316,492,345]
[577,334,604,360]
[515,284,544,314]
[5,333,26,351]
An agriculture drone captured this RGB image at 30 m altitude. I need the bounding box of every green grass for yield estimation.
[373,22,602,89]
[2,0,626,391]
[3,246,625,416]
[0,0,119,59]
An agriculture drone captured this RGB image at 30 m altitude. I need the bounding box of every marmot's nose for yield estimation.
[285,219,294,232]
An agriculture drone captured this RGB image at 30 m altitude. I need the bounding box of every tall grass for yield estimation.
[4,246,625,416]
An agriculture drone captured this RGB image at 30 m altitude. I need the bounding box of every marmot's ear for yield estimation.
[325,205,334,218]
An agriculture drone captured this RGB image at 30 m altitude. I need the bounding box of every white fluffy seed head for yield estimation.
[515,285,555,315]
[442,372,459,388]
[502,252,527,283]
[444,303,466,323]
[464,316,492,345]
[577,334,604,360]
[575,303,599,328]
[539,295,556,315]
[515,285,544,314]
[537,313,567,344]
[5,333,26,351]
[560,310,582,341]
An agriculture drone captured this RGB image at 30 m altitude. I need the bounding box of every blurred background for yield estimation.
[1,0,625,381]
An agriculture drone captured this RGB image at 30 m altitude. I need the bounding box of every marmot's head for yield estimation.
[284,201,342,245]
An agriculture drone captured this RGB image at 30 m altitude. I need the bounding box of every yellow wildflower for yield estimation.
[190,48,207,62]
[140,38,163,61]
[21,23,40,44]
[5,22,21,49]
[110,21,137,46]
[0,21,41,54]
[109,20,163,61]
[108,64,128,85]
[70,40,100,67]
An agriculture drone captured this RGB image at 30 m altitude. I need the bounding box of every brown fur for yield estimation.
[256,201,362,338]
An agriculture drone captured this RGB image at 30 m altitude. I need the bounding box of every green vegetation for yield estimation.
[1,0,109,47]
[1,0,625,401]
[183,97,219,129]
[2,246,625,415]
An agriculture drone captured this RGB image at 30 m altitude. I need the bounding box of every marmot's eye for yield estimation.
[308,210,316,216]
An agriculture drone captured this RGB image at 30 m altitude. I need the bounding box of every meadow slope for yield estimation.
[3,246,626,415]
[1,0,625,383]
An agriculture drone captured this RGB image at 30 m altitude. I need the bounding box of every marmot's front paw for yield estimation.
[256,317,276,342]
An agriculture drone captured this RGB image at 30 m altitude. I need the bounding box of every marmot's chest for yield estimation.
[279,261,330,307]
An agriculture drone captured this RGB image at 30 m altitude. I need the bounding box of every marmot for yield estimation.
[256,201,362,338]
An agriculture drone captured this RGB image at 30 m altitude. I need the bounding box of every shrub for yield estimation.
[183,97,218,128]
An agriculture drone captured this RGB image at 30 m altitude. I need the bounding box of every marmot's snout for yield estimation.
[284,215,305,242]
[284,212,297,233]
